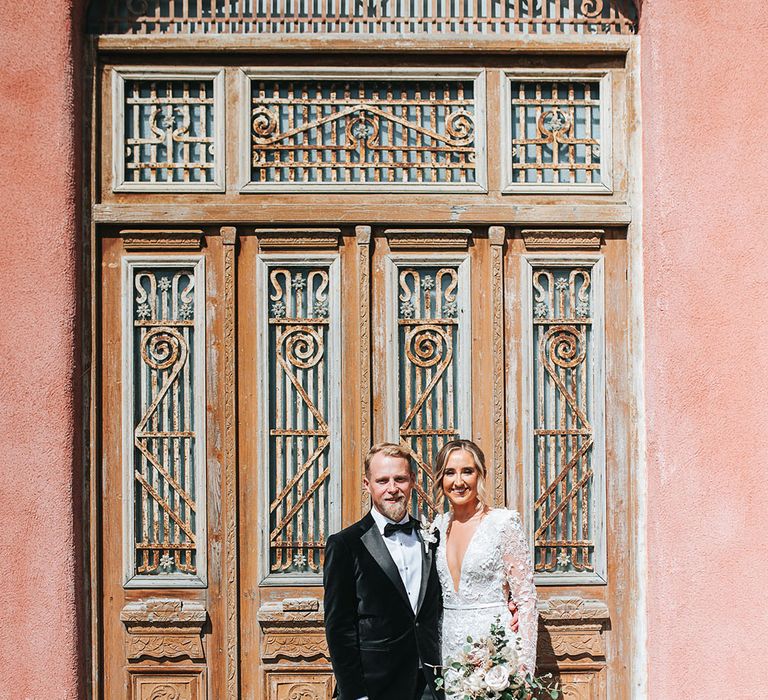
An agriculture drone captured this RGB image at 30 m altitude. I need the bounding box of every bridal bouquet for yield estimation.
[436,618,560,700]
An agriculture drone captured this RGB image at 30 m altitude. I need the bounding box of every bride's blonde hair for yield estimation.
[433,439,490,510]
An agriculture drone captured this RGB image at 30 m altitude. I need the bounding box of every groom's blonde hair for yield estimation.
[433,439,490,509]
[364,442,414,476]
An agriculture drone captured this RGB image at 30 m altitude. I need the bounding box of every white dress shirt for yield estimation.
[370,506,423,613]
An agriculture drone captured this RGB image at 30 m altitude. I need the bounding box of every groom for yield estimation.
[323,443,443,700]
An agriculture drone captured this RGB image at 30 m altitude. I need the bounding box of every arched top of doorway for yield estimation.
[88,0,638,37]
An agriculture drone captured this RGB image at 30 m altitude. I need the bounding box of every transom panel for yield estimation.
[242,70,485,192]
[90,0,637,36]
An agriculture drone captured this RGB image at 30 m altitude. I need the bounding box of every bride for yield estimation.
[432,439,538,676]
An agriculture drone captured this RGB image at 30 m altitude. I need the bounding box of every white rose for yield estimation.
[484,664,511,692]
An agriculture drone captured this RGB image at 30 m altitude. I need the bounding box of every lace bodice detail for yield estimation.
[434,508,538,673]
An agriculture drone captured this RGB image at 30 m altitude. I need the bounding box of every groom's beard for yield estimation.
[379,495,409,523]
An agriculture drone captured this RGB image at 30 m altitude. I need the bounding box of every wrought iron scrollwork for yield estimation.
[397,267,463,518]
[93,0,636,36]
[123,79,216,185]
[132,269,199,578]
[250,79,478,186]
[511,79,603,187]
[531,267,595,574]
[267,267,334,575]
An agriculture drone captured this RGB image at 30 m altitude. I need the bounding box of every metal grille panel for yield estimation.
[531,265,595,574]
[129,266,202,581]
[396,265,466,519]
[249,77,479,189]
[510,78,604,187]
[122,77,217,187]
[93,0,636,35]
[266,265,337,577]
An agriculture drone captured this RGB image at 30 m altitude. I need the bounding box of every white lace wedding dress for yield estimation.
[434,508,538,675]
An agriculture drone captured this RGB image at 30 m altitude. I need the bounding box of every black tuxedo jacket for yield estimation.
[323,512,443,700]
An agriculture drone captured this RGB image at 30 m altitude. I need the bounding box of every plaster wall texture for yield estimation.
[640,1,768,696]
[0,1,82,699]
[1,0,767,698]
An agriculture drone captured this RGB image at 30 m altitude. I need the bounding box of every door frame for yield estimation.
[86,37,647,700]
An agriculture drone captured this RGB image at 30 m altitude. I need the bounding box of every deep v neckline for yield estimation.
[444,511,490,595]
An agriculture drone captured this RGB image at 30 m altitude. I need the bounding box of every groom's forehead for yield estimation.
[368,453,413,478]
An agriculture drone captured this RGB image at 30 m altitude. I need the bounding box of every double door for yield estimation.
[99,224,631,699]
[237,226,503,697]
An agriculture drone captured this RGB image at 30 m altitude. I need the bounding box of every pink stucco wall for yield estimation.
[0,1,766,698]
[0,2,82,699]
[641,1,768,697]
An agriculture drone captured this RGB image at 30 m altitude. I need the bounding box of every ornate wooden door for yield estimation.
[231,225,633,699]
[234,226,501,698]
[90,3,643,697]
[97,224,634,699]
[99,230,231,699]
[237,230,358,700]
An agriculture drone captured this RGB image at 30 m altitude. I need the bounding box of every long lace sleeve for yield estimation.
[501,510,538,674]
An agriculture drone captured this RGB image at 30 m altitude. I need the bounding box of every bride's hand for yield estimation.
[507,599,519,633]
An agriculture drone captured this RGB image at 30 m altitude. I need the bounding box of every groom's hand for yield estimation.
[507,599,519,633]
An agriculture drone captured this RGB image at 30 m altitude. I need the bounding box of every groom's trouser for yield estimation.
[415,669,437,700]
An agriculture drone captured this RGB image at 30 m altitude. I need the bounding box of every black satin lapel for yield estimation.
[360,522,412,612]
[416,528,433,614]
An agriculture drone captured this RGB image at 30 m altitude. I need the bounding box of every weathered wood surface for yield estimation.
[98,33,634,54]
[92,18,642,696]
[94,203,633,226]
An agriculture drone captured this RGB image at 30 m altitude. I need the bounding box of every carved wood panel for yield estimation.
[537,598,608,700]
[257,593,333,698]
[128,667,206,700]
[552,668,606,700]
[122,599,207,662]
[258,598,330,660]
[267,673,334,700]
[537,597,609,664]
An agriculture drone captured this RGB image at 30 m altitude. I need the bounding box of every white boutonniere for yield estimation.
[419,515,440,554]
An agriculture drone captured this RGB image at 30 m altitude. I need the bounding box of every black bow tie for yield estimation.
[383,520,415,538]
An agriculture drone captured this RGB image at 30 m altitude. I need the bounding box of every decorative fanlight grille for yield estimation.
[91,0,636,36]
[113,69,225,192]
[509,77,608,190]
[123,78,216,185]
[246,76,481,190]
